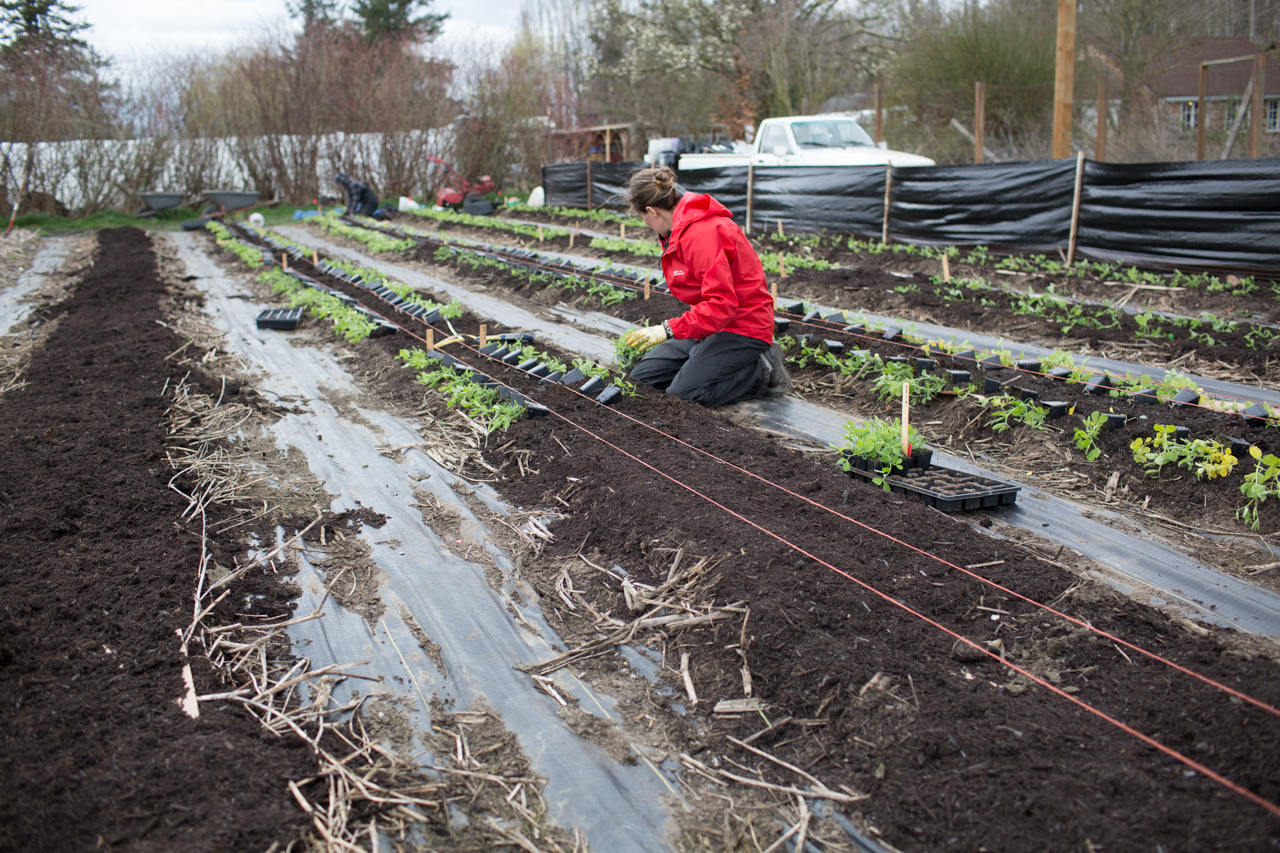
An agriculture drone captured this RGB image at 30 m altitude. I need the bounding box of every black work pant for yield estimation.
[629,332,767,408]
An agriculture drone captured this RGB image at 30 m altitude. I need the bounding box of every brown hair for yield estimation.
[625,166,682,213]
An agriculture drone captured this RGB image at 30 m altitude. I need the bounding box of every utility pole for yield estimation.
[1052,0,1077,158]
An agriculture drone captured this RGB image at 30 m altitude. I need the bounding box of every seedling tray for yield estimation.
[256,307,305,330]
[845,464,1020,512]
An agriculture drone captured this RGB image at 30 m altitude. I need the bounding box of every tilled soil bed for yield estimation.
[252,233,1280,852]
[0,229,318,851]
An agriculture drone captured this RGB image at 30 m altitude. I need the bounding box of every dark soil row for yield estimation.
[250,230,1280,853]
[0,229,319,852]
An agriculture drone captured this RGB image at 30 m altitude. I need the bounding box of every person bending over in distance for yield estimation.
[334,173,384,219]
[623,166,790,407]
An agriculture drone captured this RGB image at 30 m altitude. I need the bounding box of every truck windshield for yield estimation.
[791,120,875,148]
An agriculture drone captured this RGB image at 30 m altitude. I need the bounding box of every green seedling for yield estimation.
[1073,410,1108,462]
[986,395,1048,434]
[836,417,927,490]
[1238,446,1280,530]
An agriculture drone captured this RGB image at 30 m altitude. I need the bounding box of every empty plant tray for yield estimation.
[256,307,305,330]
[846,464,1020,512]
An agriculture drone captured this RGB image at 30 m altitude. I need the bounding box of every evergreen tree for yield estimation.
[350,0,446,41]
[0,0,89,53]
[288,0,341,33]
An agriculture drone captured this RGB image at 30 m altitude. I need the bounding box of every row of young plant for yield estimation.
[312,213,415,253]
[506,202,644,230]
[895,274,1279,347]
[431,245,637,307]
[403,207,573,240]
[777,330,1279,527]
[772,231,1271,299]
[207,220,265,268]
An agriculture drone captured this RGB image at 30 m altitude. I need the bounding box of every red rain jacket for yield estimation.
[662,193,774,344]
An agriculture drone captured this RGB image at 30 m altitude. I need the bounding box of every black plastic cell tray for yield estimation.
[846,464,1020,512]
[256,307,305,330]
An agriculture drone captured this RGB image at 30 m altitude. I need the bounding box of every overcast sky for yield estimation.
[76,0,523,77]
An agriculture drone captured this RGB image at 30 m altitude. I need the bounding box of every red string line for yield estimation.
[542,404,1280,820]
[272,241,1280,721]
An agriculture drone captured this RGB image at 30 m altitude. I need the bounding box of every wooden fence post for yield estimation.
[974,82,985,164]
[585,159,593,209]
[1067,151,1085,265]
[1197,63,1208,161]
[1250,53,1266,158]
[881,164,893,244]
[746,164,754,234]
[1095,74,1107,162]
[1052,0,1077,158]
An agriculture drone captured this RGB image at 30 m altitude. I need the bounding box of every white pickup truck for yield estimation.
[677,114,935,170]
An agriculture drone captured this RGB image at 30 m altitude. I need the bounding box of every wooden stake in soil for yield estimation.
[771,280,778,302]
[644,278,650,300]
[777,219,784,238]
[478,325,487,348]
[282,254,289,271]
[425,329,434,351]
[1067,150,1085,265]
[942,254,951,282]
[778,253,787,278]
[312,250,319,265]
[881,164,893,244]
[537,225,544,242]
[901,381,911,457]
[568,231,575,249]
[620,223,626,239]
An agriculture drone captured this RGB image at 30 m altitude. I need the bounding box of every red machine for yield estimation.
[427,156,495,211]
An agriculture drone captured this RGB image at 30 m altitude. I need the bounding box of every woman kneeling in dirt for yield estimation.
[624,166,790,408]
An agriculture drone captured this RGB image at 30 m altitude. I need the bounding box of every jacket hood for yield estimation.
[669,192,733,244]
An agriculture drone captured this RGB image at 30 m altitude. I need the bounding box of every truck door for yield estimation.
[754,123,793,165]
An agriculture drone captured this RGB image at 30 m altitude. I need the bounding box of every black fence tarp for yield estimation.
[752,166,888,237]
[888,160,1077,250]
[540,156,1280,272]
[543,162,646,209]
[1076,158,1280,270]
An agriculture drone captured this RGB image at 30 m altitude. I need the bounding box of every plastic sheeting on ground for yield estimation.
[541,157,1280,273]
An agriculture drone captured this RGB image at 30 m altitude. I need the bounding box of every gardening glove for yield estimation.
[625,323,669,353]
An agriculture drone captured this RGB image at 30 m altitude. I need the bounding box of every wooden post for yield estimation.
[1095,74,1107,162]
[1052,0,1077,158]
[779,253,787,278]
[568,230,575,249]
[537,225,544,241]
[1066,151,1085,265]
[644,278,650,299]
[585,159,593,208]
[282,254,289,271]
[941,254,951,282]
[312,250,319,265]
[620,223,625,239]
[478,324,487,347]
[777,219,784,238]
[771,280,777,301]
[605,128,612,161]
[745,164,755,234]
[425,328,434,351]
[1250,53,1266,158]
[881,164,893,244]
[974,82,985,164]
[1197,63,1208,161]
[874,81,884,144]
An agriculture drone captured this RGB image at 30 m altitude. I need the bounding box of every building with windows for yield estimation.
[1152,37,1276,134]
